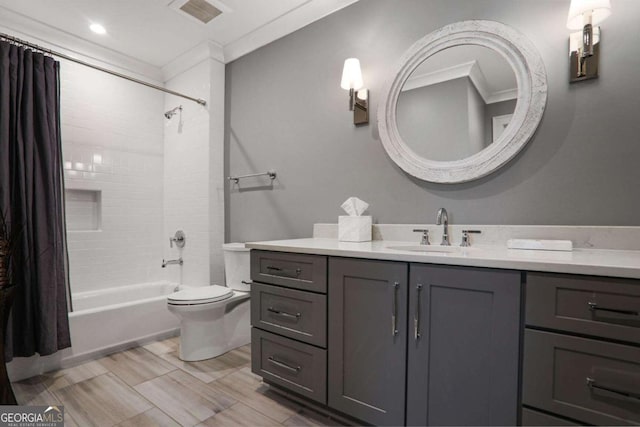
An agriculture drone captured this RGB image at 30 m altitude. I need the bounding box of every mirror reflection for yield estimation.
[396,45,517,162]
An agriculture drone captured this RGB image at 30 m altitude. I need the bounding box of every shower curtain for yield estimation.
[0,40,71,360]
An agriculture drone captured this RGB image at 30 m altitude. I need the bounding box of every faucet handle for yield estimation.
[460,230,482,247]
[169,230,186,249]
[413,229,430,245]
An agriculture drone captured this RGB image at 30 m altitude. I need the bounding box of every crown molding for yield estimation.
[487,88,518,104]
[402,61,475,92]
[161,40,225,81]
[0,6,163,83]
[223,0,359,63]
[402,60,517,105]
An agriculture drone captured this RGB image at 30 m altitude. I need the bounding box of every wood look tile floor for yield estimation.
[12,337,338,427]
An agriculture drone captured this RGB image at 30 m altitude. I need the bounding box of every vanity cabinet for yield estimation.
[407,264,522,426]
[523,273,640,426]
[327,258,522,426]
[328,257,409,426]
[250,250,329,405]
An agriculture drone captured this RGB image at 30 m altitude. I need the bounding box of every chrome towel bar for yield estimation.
[228,170,276,184]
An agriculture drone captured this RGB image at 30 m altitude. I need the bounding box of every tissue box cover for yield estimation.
[339,216,372,242]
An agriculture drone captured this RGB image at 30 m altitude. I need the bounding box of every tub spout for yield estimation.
[162,258,183,268]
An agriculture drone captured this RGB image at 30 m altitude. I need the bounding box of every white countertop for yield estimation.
[246,238,640,279]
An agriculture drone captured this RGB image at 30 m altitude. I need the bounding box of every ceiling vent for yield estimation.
[169,0,230,24]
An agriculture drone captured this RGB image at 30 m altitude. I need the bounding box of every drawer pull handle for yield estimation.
[392,282,399,337]
[267,307,302,321]
[586,377,640,401]
[268,357,301,374]
[414,284,423,340]
[266,266,302,278]
[588,302,639,317]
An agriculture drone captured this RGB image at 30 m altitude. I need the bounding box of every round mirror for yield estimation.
[397,45,517,162]
[378,21,547,184]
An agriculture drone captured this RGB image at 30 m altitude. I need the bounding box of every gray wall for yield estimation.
[397,78,481,162]
[225,0,640,243]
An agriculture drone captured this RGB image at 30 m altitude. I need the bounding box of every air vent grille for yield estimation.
[179,0,223,24]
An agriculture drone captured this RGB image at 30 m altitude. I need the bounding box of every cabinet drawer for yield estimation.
[523,329,640,426]
[526,272,640,344]
[251,328,327,404]
[251,250,327,293]
[521,408,582,426]
[251,282,327,347]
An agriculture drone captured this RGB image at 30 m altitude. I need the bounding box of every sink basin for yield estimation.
[386,245,460,253]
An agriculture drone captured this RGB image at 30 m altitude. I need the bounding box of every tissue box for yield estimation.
[339,216,372,242]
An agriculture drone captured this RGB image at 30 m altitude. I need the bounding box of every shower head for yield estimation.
[164,105,182,119]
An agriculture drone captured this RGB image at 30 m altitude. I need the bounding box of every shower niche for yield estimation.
[65,189,102,231]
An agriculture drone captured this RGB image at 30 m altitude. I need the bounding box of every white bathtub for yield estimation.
[8,281,180,381]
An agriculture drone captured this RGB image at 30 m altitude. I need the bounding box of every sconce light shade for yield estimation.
[340,58,364,90]
[567,0,611,29]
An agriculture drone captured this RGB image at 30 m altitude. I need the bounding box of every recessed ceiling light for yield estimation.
[89,23,107,35]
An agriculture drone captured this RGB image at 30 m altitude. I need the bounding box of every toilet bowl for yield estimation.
[167,243,251,361]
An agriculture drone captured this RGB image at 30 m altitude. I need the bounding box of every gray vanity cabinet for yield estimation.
[523,273,640,425]
[407,264,522,426]
[328,257,409,426]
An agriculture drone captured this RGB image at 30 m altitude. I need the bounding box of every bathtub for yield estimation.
[8,281,180,381]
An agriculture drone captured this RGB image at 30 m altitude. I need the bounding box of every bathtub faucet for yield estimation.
[162,258,183,268]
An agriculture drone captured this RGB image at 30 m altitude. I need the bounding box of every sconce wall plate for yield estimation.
[569,27,601,83]
[354,89,369,125]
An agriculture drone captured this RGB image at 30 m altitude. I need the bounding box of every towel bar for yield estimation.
[228,170,276,184]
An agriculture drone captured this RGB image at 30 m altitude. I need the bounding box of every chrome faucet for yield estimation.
[162,257,183,268]
[413,229,430,245]
[460,230,482,247]
[436,208,450,246]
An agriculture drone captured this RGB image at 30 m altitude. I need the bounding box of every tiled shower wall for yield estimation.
[61,60,165,295]
[163,58,226,288]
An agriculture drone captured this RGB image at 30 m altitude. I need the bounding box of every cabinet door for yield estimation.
[407,264,522,426]
[328,257,408,426]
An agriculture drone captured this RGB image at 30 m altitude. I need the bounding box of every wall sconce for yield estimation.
[567,0,611,83]
[341,58,369,125]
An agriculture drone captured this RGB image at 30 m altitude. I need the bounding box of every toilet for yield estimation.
[167,243,251,361]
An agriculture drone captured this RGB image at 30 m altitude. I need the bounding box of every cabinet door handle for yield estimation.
[588,302,639,317]
[267,307,301,321]
[414,284,423,340]
[266,265,302,278]
[586,377,640,401]
[268,356,301,374]
[392,282,399,336]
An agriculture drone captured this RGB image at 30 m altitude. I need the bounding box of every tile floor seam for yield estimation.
[53,372,155,426]
[226,399,285,426]
[133,369,240,426]
[118,406,184,427]
[205,380,292,425]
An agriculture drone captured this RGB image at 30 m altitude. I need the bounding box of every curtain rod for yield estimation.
[0,32,207,106]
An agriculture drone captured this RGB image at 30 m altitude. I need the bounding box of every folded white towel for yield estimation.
[507,239,573,252]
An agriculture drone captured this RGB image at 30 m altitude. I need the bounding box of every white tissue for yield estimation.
[341,197,369,216]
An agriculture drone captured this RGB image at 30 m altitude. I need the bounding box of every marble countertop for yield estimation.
[246,238,640,279]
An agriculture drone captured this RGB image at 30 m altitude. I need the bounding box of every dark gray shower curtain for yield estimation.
[0,40,71,360]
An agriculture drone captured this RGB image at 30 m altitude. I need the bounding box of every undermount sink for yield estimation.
[386,245,460,253]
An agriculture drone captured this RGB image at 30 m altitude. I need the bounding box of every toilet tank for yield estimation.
[223,243,251,291]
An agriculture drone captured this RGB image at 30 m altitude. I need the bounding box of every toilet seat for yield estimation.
[167,285,233,306]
